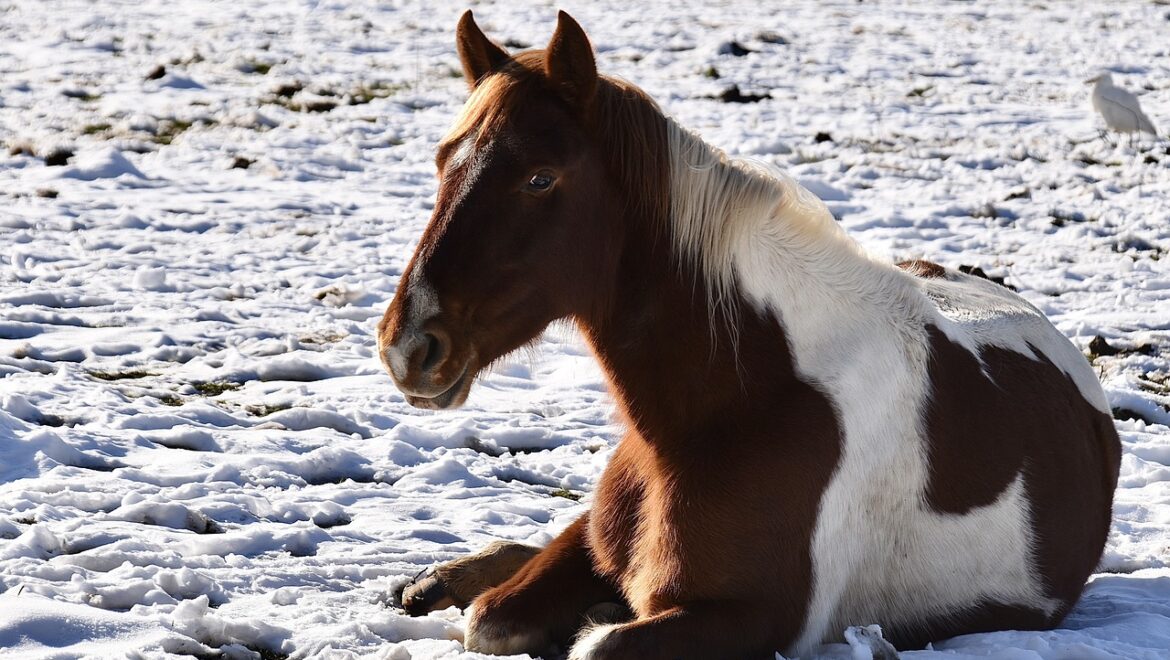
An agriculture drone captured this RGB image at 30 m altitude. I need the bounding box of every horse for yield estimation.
[377,10,1121,659]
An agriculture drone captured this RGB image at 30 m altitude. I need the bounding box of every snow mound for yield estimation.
[169,595,292,655]
[0,594,186,658]
[57,148,145,181]
[0,424,112,482]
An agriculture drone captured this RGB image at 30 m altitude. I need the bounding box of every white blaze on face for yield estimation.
[442,129,499,219]
[447,130,477,171]
[384,272,440,382]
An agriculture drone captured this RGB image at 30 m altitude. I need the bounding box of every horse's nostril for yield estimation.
[420,332,446,372]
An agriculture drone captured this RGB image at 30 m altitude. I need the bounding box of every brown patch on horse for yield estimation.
[918,326,1120,638]
[575,232,842,651]
[897,259,947,278]
[891,602,1052,651]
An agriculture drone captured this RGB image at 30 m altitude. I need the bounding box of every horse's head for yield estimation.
[379,11,644,409]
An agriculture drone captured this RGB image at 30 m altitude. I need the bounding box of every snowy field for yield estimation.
[1,0,1169,658]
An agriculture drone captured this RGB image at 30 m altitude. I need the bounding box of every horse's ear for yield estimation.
[456,10,509,89]
[545,11,597,106]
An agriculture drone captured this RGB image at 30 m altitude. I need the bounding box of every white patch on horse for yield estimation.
[447,129,478,171]
[663,120,1081,654]
[406,273,439,325]
[441,131,492,213]
[383,274,440,381]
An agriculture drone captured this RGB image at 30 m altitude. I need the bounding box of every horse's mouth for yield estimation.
[404,367,472,410]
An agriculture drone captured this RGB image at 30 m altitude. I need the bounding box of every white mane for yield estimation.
[664,119,927,352]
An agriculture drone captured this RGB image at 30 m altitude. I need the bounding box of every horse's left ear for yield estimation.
[545,11,597,106]
[456,10,510,89]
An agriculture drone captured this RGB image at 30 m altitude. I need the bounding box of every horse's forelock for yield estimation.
[590,77,671,233]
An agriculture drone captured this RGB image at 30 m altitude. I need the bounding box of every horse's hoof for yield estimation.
[399,541,541,616]
[400,566,455,615]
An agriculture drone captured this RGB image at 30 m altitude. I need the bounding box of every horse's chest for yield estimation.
[621,480,692,615]
[588,461,677,613]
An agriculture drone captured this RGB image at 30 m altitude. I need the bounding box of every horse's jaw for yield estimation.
[401,364,474,410]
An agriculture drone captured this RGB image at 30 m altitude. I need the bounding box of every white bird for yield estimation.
[1086,72,1158,138]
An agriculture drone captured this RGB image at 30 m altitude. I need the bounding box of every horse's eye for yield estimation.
[527,172,554,191]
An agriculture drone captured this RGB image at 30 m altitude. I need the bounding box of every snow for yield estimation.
[0,0,1168,658]
[58,148,147,182]
[0,593,195,659]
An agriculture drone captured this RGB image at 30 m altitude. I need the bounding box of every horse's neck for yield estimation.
[578,240,798,452]
[578,120,925,448]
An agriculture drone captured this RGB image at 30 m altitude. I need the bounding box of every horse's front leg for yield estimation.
[569,600,785,660]
[465,514,624,656]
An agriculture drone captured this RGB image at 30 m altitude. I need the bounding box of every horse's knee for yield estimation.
[464,589,554,656]
[399,541,540,615]
[463,572,629,655]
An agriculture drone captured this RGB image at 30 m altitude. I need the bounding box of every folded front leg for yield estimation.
[465,515,625,656]
[569,600,786,660]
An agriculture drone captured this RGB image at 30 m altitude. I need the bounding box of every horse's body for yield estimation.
[378,12,1120,658]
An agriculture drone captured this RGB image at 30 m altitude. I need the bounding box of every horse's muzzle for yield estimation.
[382,326,472,409]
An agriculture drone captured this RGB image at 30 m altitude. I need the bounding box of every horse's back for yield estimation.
[916,266,1109,410]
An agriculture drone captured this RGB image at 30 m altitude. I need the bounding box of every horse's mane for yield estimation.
[590,75,671,237]
[589,70,862,321]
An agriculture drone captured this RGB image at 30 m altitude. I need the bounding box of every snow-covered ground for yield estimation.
[1,1,1168,658]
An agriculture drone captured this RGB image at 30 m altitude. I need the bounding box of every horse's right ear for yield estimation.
[456,11,509,89]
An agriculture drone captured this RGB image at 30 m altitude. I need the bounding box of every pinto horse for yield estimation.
[378,11,1121,658]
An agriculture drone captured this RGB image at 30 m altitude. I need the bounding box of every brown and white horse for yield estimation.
[377,11,1121,659]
